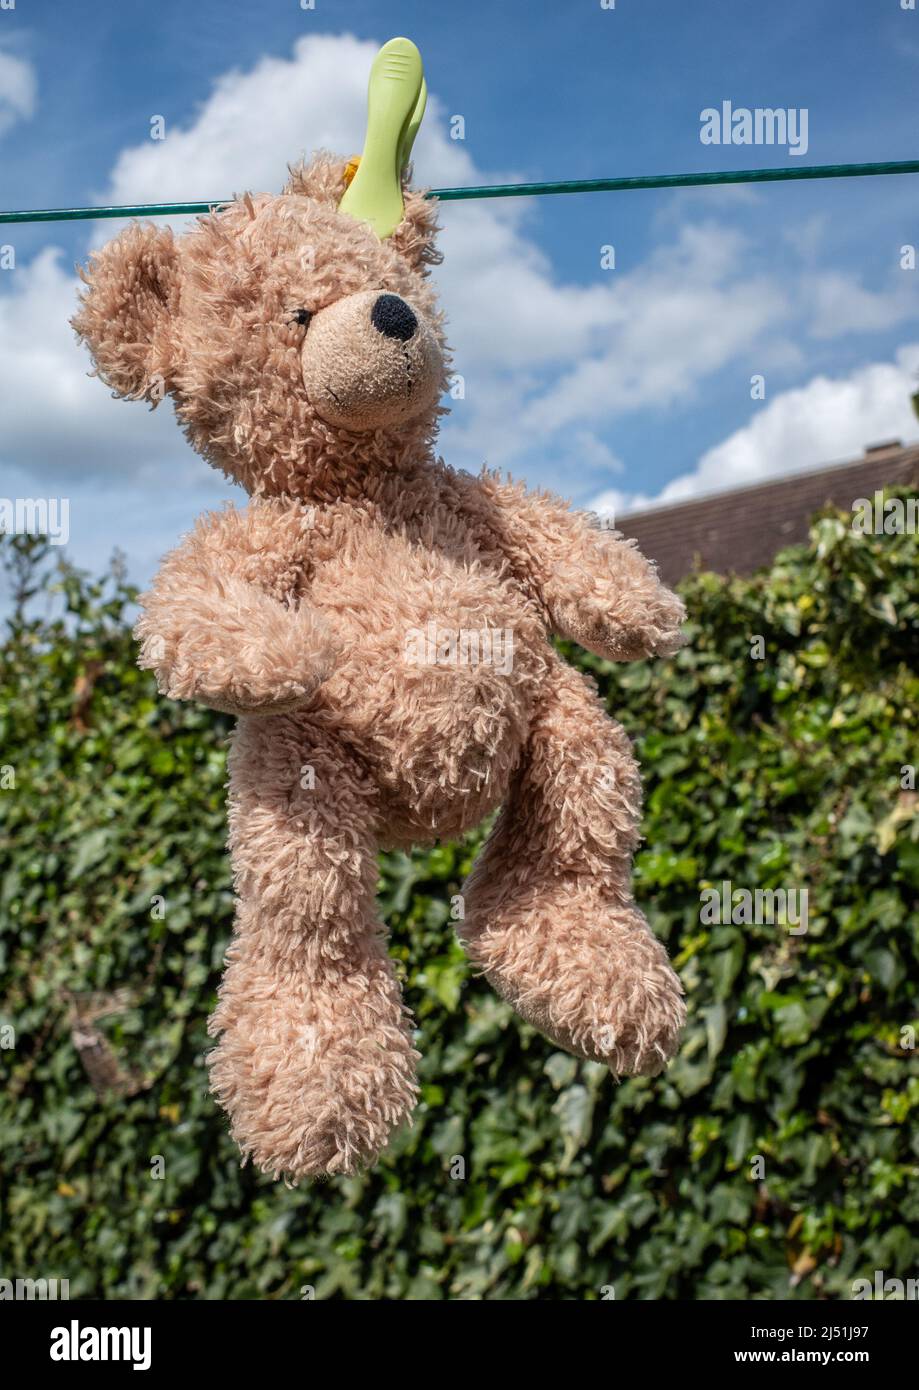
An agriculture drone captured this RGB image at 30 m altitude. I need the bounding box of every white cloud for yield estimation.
[0,247,191,476]
[0,49,36,137]
[437,199,611,371]
[0,248,233,582]
[97,33,476,224]
[526,224,788,431]
[595,345,919,516]
[441,220,793,473]
[806,270,919,340]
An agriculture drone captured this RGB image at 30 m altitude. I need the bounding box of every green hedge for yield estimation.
[1,497,917,1301]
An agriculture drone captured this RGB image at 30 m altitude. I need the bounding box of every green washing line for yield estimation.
[1,158,917,226]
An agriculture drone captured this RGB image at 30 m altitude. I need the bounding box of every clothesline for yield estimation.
[1,158,917,226]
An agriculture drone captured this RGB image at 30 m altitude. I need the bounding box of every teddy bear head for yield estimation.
[73,154,450,497]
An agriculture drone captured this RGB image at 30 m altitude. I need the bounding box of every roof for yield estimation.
[615,441,919,585]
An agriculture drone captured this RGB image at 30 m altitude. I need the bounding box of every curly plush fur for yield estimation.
[73,153,687,1180]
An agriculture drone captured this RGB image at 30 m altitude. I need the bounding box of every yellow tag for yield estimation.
[342,156,361,188]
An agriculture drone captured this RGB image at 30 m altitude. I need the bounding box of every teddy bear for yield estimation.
[72,51,686,1182]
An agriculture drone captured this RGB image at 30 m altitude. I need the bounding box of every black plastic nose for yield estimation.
[370,293,417,342]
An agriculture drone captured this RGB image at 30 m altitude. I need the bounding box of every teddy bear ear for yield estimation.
[72,222,181,403]
[388,185,442,271]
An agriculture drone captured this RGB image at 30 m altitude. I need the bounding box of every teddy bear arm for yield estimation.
[546,528,687,662]
[470,472,685,661]
[134,513,333,714]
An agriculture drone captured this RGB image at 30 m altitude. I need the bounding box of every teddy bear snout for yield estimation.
[300,287,443,433]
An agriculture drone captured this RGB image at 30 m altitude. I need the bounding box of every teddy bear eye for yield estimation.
[289,308,313,329]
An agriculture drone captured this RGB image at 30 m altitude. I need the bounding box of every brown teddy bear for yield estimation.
[73,138,686,1181]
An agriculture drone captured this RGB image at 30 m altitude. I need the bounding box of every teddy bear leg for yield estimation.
[459,657,685,1076]
[207,715,418,1180]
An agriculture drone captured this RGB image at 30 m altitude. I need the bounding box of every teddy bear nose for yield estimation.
[370,293,418,342]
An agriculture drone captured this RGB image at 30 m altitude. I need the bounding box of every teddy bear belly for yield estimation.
[308,571,548,846]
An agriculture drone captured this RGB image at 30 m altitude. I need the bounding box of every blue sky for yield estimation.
[1,0,918,585]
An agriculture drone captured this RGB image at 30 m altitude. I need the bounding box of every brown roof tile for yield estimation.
[616,443,919,585]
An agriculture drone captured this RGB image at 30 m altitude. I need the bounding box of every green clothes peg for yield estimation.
[338,37,427,239]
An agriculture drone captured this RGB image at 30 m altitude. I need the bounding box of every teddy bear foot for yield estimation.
[463,886,685,1077]
[207,947,419,1181]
